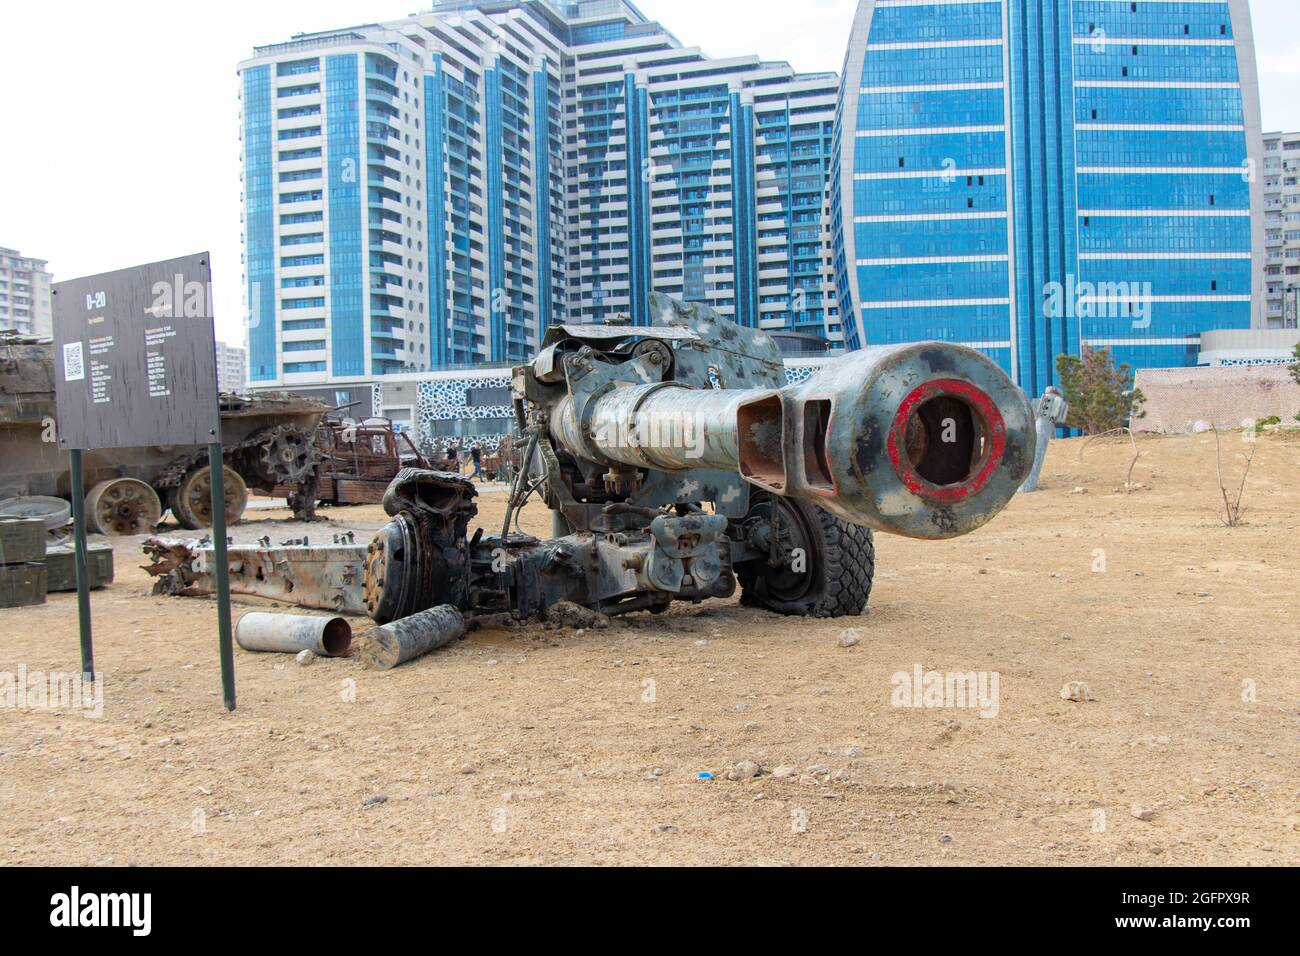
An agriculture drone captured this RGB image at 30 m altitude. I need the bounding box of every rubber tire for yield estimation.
[737,497,875,619]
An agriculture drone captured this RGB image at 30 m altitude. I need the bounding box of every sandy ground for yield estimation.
[0,433,1296,866]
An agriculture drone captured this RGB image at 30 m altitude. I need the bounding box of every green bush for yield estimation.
[1054,348,1146,435]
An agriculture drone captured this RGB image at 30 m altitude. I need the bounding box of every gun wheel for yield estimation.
[364,515,417,624]
[171,465,248,530]
[737,493,874,619]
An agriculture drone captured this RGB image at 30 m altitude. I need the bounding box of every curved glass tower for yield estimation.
[831,0,1264,393]
[240,0,841,387]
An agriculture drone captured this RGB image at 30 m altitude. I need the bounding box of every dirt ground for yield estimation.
[0,433,1296,866]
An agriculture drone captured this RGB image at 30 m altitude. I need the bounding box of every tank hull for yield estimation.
[0,337,328,512]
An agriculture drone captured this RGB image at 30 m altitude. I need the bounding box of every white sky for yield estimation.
[1,0,1296,345]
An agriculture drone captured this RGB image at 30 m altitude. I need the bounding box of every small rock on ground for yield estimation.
[1061,681,1095,702]
[727,760,760,781]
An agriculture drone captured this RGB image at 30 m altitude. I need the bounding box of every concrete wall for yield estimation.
[1134,364,1300,432]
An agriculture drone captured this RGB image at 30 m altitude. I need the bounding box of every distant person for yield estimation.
[470,443,483,479]
[445,445,459,472]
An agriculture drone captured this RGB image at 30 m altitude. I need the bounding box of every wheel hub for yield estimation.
[744,496,817,603]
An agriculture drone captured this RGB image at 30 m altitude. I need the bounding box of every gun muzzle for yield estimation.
[551,343,1034,540]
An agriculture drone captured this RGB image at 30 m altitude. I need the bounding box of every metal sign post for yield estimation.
[207,442,236,710]
[68,449,95,680]
[52,253,236,710]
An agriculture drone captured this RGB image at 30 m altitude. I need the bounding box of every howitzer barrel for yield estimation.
[552,342,1034,540]
[552,383,750,472]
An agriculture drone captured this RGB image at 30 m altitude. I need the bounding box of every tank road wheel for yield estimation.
[736,492,874,619]
[171,465,249,530]
[85,478,163,537]
[0,496,72,531]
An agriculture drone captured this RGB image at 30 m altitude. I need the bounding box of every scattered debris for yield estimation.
[142,537,369,615]
[1130,805,1157,822]
[543,601,611,631]
[356,605,466,670]
[235,612,352,658]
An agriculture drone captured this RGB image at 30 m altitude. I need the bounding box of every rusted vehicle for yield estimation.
[0,334,328,534]
[424,440,515,483]
[275,417,429,507]
[493,433,523,484]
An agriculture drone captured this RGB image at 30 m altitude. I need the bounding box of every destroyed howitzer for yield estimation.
[363,294,1035,626]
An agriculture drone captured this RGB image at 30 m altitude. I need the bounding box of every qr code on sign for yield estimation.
[63,342,85,382]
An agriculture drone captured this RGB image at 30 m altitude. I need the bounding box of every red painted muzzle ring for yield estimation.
[887,378,1007,503]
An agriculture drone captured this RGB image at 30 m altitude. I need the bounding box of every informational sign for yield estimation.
[52,253,220,450]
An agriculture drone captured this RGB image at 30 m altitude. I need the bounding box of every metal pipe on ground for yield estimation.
[235,612,353,657]
[357,605,465,670]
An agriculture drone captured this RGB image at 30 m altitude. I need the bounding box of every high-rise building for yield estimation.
[0,247,53,339]
[215,340,248,392]
[1262,130,1300,328]
[239,0,840,387]
[830,0,1265,395]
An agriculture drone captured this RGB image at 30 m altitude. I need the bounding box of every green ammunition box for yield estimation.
[0,517,46,566]
[44,544,115,592]
[0,562,47,609]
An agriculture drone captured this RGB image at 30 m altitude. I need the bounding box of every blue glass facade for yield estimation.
[362,52,405,377]
[483,63,507,362]
[533,65,556,335]
[832,0,1263,389]
[425,61,450,369]
[326,54,364,378]
[242,65,277,383]
[622,72,652,326]
[729,91,759,328]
